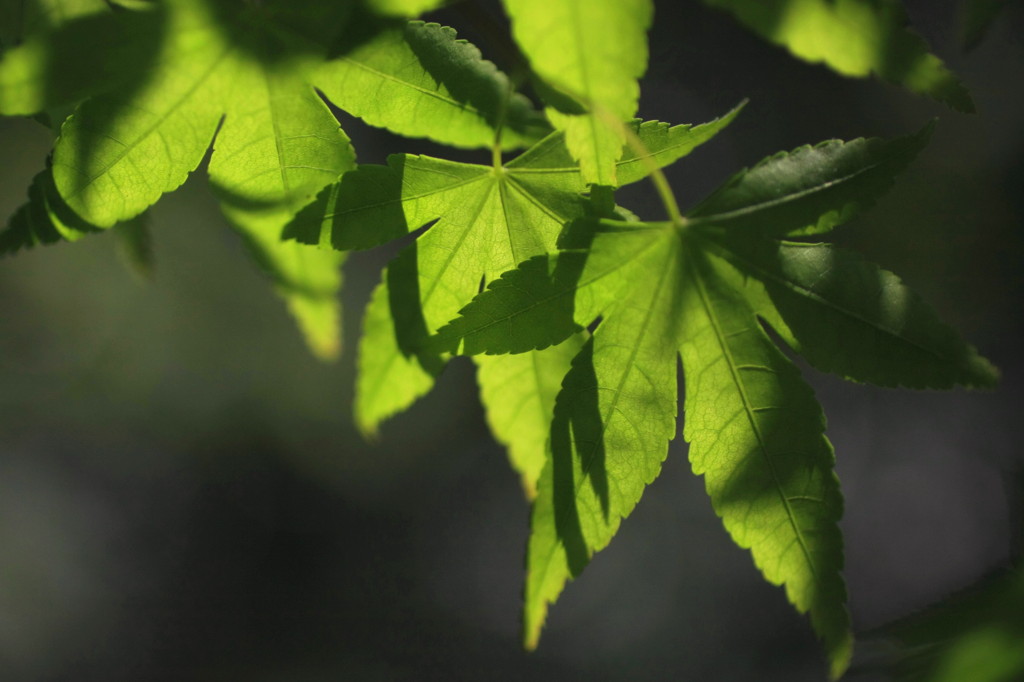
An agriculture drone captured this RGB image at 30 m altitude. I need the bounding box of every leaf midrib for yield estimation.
[338,56,488,118]
[688,251,819,580]
[531,244,675,618]
[508,139,689,175]
[713,240,945,359]
[322,166,487,221]
[448,228,671,345]
[60,41,231,200]
[688,148,898,227]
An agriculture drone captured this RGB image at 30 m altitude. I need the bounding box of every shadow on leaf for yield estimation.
[550,338,609,576]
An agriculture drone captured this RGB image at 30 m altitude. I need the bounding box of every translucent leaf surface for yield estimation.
[296,112,734,434]
[476,332,586,497]
[46,0,355,228]
[206,62,354,217]
[524,231,681,648]
[314,21,548,149]
[223,203,347,360]
[502,0,653,185]
[287,108,740,252]
[705,238,999,389]
[364,0,448,17]
[433,219,674,355]
[438,128,996,672]
[0,0,109,49]
[447,216,854,673]
[680,248,851,678]
[3,0,362,353]
[0,4,164,116]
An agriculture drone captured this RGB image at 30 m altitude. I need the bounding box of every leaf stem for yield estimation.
[492,136,503,171]
[623,123,684,225]
[595,105,685,226]
[491,75,517,172]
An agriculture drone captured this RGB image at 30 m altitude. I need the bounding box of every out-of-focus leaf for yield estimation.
[962,0,1008,50]
[112,213,154,281]
[868,566,1024,682]
[703,0,974,112]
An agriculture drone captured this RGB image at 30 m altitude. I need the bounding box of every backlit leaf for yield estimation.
[438,128,996,675]
[319,111,736,435]
[477,331,586,497]
[502,0,654,185]
[314,21,548,149]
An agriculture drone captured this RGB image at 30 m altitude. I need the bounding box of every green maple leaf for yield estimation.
[434,124,998,677]
[702,0,975,112]
[2,4,524,356]
[478,331,588,497]
[315,20,550,150]
[502,0,654,185]
[286,105,741,491]
[1,0,359,355]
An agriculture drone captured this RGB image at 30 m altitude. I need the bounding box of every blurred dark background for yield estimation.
[1,1,1022,679]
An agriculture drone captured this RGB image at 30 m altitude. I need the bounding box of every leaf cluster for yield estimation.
[0,0,1004,678]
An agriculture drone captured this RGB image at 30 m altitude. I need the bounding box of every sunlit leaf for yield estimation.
[477,331,586,497]
[223,203,347,361]
[502,0,654,185]
[438,128,996,675]
[365,0,448,17]
[314,21,548,149]
[297,110,737,435]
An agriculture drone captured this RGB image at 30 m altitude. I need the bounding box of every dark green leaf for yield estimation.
[704,237,999,389]
[689,123,933,238]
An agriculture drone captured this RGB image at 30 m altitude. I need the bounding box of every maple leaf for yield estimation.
[315,20,550,150]
[1,5,533,357]
[434,123,998,677]
[0,0,359,355]
[502,0,654,185]
[702,0,974,112]
[285,104,742,490]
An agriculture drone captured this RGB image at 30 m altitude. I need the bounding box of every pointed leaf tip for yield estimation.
[689,122,935,238]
